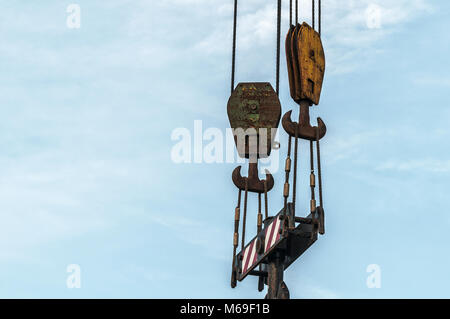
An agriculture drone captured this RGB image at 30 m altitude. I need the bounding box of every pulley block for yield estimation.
[286,22,325,105]
[227,82,281,159]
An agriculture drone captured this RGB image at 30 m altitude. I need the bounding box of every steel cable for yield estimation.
[231,0,238,93]
[312,0,315,29]
[276,0,282,95]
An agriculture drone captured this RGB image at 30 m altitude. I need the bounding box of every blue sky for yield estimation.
[0,0,449,298]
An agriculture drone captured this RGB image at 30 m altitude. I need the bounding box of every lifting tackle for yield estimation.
[283,5,326,236]
[226,0,328,299]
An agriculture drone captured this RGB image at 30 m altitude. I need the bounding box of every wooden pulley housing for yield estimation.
[227,82,281,159]
[286,22,325,105]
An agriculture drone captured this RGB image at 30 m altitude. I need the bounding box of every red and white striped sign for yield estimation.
[239,214,283,278]
[264,215,282,253]
[241,239,258,275]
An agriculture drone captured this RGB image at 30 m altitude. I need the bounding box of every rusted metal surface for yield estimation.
[291,24,303,102]
[232,163,274,193]
[317,206,325,235]
[286,23,325,105]
[227,82,281,159]
[266,251,288,299]
[285,25,296,101]
[281,204,320,269]
[284,22,327,142]
[297,22,325,105]
[234,204,320,283]
[282,101,327,141]
[231,203,241,288]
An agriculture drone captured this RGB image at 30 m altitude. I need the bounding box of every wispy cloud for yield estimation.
[149,212,230,261]
[412,75,450,88]
[325,129,383,164]
[134,0,434,75]
[321,0,433,74]
[304,284,339,299]
[0,0,445,298]
[376,158,450,173]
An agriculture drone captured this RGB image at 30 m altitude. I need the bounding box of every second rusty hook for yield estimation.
[232,162,274,194]
[282,100,327,141]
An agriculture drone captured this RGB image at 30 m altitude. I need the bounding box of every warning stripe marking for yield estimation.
[265,216,281,253]
[242,240,258,274]
[239,214,283,278]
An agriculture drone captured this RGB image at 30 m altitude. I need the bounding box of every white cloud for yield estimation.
[325,129,383,163]
[305,284,339,299]
[321,0,433,73]
[149,212,230,261]
[412,75,450,88]
[0,0,441,297]
[150,0,434,74]
[376,158,450,173]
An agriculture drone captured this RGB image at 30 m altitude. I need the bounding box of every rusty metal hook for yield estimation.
[232,162,274,194]
[282,100,327,141]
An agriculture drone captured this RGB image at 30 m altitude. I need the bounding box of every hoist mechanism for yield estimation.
[283,22,326,141]
[226,0,327,299]
[227,82,281,193]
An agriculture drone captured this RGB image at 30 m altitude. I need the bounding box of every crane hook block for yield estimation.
[227,82,281,159]
[286,22,326,105]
